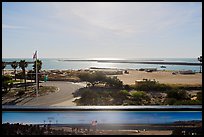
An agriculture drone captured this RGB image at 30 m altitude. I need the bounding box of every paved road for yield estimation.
[18,81,86,106]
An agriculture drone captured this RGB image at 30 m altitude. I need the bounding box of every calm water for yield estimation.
[2,111,202,124]
[3,58,201,72]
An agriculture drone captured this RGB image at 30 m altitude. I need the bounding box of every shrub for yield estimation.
[105,76,123,88]
[2,75,12,81]
[197,92,202,101]
[174,100,202,105]
[78,90,98,105]
[76,89,113,105]
[123,84,131,90]
[78,72,106,87]
[134,80,171,92]
[15,72,24,79]
[164,98,177,105]
[166,90,189,100]
[2,75,13,93]
[130,91,150,105]
[172,129,183,135]
[78,72,123,88]
[27,70,35,80]
[111,90,130,105]
[17,90,25,96]
[176,85,202,90]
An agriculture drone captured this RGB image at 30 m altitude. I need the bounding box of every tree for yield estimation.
[2,75,13,93]
[2,62,6,75]
[198,56,202,73]
[90,71,106,86]
[78,72,106,87]
[11,61,18,81]
[105,76,123,88]
[33,59,42,74]
[33,59,42,89]
[19,60,28,91]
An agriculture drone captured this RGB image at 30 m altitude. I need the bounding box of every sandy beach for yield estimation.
[94,130,172,135]
[4,69,202,86]
[51,126,172,135]
[115,70,202,86]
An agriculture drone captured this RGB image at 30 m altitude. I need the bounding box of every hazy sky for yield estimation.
[2,2,202,58]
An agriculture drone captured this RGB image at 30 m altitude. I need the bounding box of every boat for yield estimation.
[160,66,166,68]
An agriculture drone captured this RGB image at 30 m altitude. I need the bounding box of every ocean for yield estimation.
[2,58,201,72]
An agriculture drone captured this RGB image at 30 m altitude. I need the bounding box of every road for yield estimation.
[18,81,86,106]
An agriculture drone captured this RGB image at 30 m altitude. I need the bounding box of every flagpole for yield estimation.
[36,51,38,97]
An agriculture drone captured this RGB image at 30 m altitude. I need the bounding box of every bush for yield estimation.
[78,72,123,88]
[27,70,35,80]
[74,88,131,105]
[172,129,183,135]
[2,75,12,81]
[124,84,131,90]
[2,75,13,93]
[15,72,24,79]
[165,99,202,105]
[134,80,171,92]
[111,90,130,105]
[130,91,150,105]
[105,76,123,88]
[164,98,177,105]
[176,85,202,90]
[17,90,25,96]
[197,92,202,101]
[78,90,98,105]
[174,100,202,105]
[78,72,106,87]
[166,90,189,100]
[76,89,113,105]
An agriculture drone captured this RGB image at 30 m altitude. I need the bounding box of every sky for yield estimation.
[2,2,202,59]
[2,111,202,124]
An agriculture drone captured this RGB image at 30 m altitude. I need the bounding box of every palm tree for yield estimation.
[2,62,6,75]
[11,61,18,81]
[33,59,42,90]
[19,60,28,91]
[198,56,202,73]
